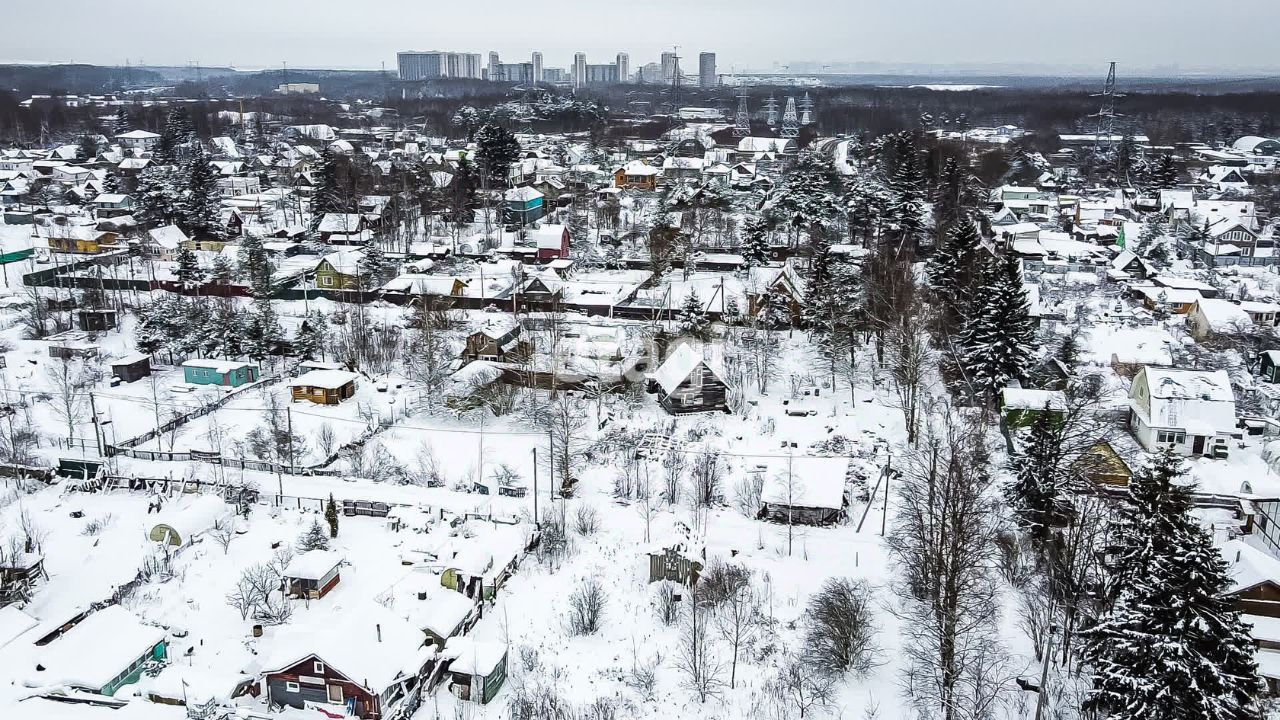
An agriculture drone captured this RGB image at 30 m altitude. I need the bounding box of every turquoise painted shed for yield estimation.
[181,359,259,387]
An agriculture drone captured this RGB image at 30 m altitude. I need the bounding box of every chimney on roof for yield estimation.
[376,623,382,642]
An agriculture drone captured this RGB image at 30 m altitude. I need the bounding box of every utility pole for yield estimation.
[89,391,103,456]
[880,455,891,536]
[1034,623,1057,720]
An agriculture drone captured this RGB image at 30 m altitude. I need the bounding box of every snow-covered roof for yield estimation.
[317,213,364,233]
[1000,388,1067,412]
[147,224,189,249]
[617,160,659,177]
[283,549,343,580]
[652,344,720,396]
[441,637,506,676]
[1132,366,1236,433]
[320,249,366,276]
[182,358,254,374]
[265,603,432,692]
[1233,136,1278,154]
[737,137,795,153]
[1133,285,1203,305]
[530,223,568,249]
[150,495,229,545]
[1193,298,1252,331]
[288,369,359,390]
[115,130,160,140]
[36,606,165,692]
[403,585,476,640]
[759,456,850,510]
[503,186,543,202]
[0,605,38,649]
[92,193,129,204]
[1225,540,1280,593]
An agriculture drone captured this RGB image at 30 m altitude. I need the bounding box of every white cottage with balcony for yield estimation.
[1128,366,1237,458]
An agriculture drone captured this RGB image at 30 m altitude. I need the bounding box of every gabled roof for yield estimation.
[317,213,364,233]
[652,344,723,396]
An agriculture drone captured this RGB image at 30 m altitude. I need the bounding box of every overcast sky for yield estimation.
[3,0,1275,74]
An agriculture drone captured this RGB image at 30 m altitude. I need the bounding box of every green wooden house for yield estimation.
[1263,351,1280,383]
[39,606,167,697]
[999,388,1067,429]
[443,638,507,704]
[315,249,368,290]
[181,359,259,387]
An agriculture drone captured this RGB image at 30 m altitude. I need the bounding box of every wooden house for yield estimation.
[283,550,343,599]
[316,213,367,244]
[503,186,545,226]
[463,320,531,363]
[36,606,167,697]
[1263,351,1280,383]
[145,225,188,262]
[407,583,480,650]
[746,264,805,323]
[530,223,570,261]
[441,638,508,705]
[288,369,358,405]
[998,388,1067,429]
[756,456,850,525]
[315,250,367,290]
[181,359,259,387]
[650,344,730,414]
[262,605,432,719]
[111,354,151,383]
[1128,366,1236,458]
[75,308,118,332]
[41,224,116,254]
[89,193,134,218]
[1073,440,1133,487]
[614,161,659,191]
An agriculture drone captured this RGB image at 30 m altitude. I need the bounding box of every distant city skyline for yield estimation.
[3,0,1279,76]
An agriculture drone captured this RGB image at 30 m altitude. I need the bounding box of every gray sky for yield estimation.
[3,0,1275,74]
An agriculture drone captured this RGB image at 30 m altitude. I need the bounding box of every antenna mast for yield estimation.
[1092,61,1124,151]
[733,84,751,137]
[781,96,799,138]
[764,94,779,128]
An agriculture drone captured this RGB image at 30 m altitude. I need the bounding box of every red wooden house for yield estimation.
[531,224,570,261]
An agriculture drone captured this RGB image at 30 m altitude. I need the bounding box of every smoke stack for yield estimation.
[376,623,381,642]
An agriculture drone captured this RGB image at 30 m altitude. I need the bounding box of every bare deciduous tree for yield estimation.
[802,578,877,675]
[674,588,726,703]
[887,413,1010,720]
[566,577,606,635]
[767,654,838,720]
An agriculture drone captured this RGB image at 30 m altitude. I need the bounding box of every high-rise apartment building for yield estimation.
[488,51,502,81]
[616,52,630,84]
[572,53,587,89]
[699,52,717,87]
[532,52,544,82]
[660,51,679,82]
[397,51,482,80]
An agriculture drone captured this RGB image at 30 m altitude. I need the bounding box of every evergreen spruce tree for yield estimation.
[325,494,339,538]
[925,219,984,329]
[742,215,773,267]
[358,239,389,290]
[1148,154,1180,190]
[102,171,121,196]
[888,150,926,247]
[244,298,283,363]
[294,311,328,361]
[960,255,1036,399]
[1082,449,1264,720]
[237,234,275,298]
[309,147,343,234]
[175,247,202,289]
[766,149,844,231]
[297,518,330,552]
[676,290,710,340]
[153,108,193,165]
[803,229,837,332]
[1005,406,1065,543]
[474,123,521,188]
[760,287,793,328]
[181,144,224,240]
[134,166,182,229]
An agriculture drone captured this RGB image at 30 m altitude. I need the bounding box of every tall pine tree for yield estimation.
[1082,449,1263,720]
[181,144,224,241]
[960,255,1035,399]
[1005,406,1065,543]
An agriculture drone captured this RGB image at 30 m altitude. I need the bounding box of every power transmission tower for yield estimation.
[799,92,814,126]
[1091,61,1124,151]
[781,96,799,138]
[733,84,751,137]
[764,94,779,128]
[669,47,682,116]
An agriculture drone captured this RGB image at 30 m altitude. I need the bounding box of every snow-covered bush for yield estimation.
[565,577,606,635]
[802,578,877,675]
